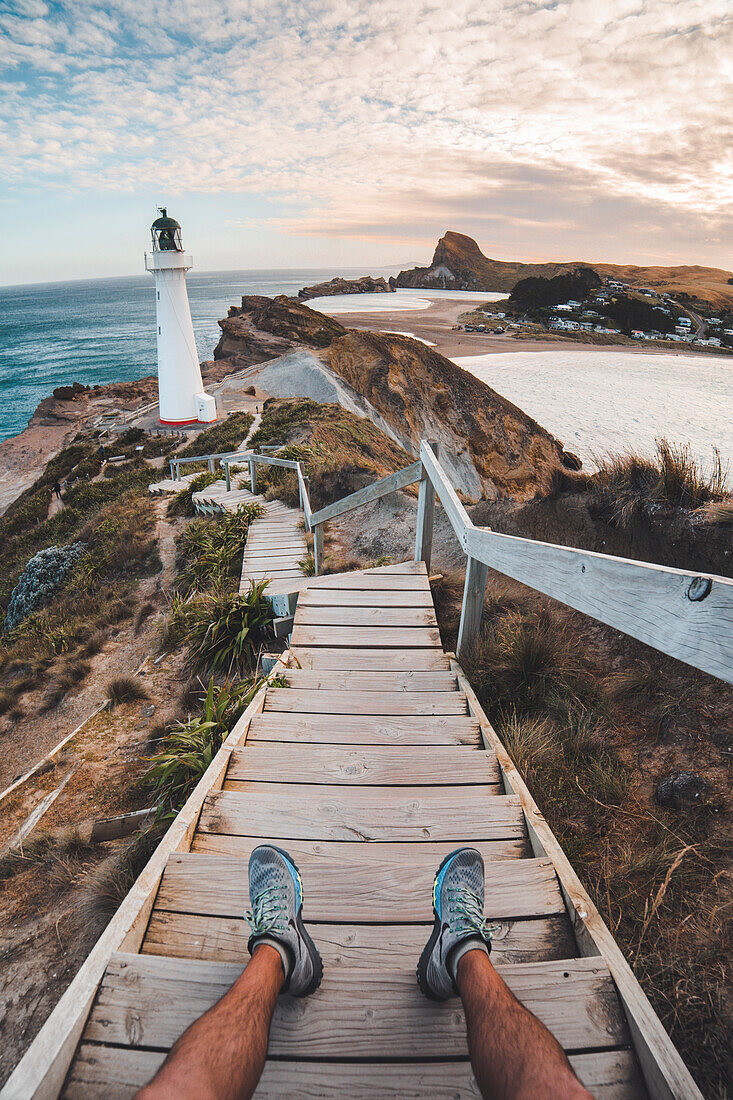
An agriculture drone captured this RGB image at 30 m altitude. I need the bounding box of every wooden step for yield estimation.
[293,606,438,627]
[65,1045,646,1099]
[246,713,481,745]
[280,670,458,691]
[297,588,434,607]
[225,744,499,785]
[304,574,429,591]
[290,626,442,648]
[291,647,450,671]
[198,785,524,842]
[81,954,630,1058]
[263,689,467,715]
[143,912,576,967]
[153,851,560,923]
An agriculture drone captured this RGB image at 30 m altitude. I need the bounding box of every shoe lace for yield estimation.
[446,887,496,943]
[244,886,288,936]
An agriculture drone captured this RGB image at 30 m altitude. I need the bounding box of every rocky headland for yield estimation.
[392,231,733,308]
[298,275,394,300]
[211,294,577,500]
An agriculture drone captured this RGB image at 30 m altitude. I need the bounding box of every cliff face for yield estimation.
[392,231,733,307]
[213,295,347,367]
[324,331,570,500]
[212,294,574,500]
[299,275,394,300]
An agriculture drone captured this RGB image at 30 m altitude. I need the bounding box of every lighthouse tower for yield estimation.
[145,209,217,425]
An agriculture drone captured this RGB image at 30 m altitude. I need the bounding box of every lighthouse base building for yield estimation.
[145,210,216,425]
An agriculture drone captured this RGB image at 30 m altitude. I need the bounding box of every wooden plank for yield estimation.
[463,523,733,685]
[290,626,442,647]
[225,743,497,785]
[198,785,525,842]
[246,713,480,745]
[82,954,630,1057]
[420,441,473,544]
[65,1046,646,1099]
[293,606,438,627]
[0,655,292,1100]
[291,647,449,670]
[457,555,489,660]
[304,573,428,591]
[192,831,529,862]
[152,851,560,922]
[309,460,423,527]
[281,670,458,690]
[298,588,434,607]
[143,912,575,967]
[263,689,467,715]
[452,658,703,1100]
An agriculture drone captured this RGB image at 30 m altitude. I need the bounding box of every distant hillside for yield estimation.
[392,231,733,309]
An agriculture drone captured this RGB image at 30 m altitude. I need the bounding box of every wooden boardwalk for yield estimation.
[191,480,308,601]
[61,561,648,1098]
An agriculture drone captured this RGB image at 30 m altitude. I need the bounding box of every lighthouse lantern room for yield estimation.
[145,209,217,425]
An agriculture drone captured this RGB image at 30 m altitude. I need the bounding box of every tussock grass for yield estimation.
[177,411,254,458]
[107,676,149,707]
[166,470,221,517]
[0,828,97,885]
[144,678,263,818]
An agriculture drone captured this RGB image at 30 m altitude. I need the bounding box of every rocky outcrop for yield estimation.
[211,294,574,500]
[299,275,394,300]
[213,295,346,370]
[392,231,733,307]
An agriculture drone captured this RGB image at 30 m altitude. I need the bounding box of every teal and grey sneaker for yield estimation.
[244,844,323,997]
[417,847,495,1000]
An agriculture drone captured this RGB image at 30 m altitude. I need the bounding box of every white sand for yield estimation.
[306,289,504,314]
[455,349,733,472]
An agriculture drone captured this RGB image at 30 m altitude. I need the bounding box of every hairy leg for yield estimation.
[135,945,284,1100]
[457,950,593,1100]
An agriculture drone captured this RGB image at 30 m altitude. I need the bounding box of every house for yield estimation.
[555,304,573,312]
[631,330,645,339]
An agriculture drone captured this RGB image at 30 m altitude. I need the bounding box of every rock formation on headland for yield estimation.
[211,294,576,500]
[298,275,394,300]
[392,231,733,307]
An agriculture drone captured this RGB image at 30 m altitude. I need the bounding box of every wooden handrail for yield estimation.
[298,438,733,683]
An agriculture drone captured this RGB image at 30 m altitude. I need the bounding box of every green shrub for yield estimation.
[107,676,149,706]
[167,471,221,517]
[178,504,264,593]
[177,411,254,458]
[186,581,273,675]
[144,677,263,818]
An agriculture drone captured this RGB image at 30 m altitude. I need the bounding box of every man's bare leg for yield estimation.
[136,845,323,1100]
[457,949,592,1100]
[135,944,283,1100]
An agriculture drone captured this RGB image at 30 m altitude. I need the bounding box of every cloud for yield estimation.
[0,0,732,264]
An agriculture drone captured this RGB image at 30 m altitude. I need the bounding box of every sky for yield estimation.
[1,0,732,286]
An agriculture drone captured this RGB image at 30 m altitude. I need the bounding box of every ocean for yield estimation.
[0,267,399,443]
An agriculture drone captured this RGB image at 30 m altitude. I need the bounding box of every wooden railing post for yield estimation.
[208,457,215,473]
[249,457,258,494]
[415,440,438,570]
[224,462,231,492]
[169,459,175,482]
[313,523,324,576]
[457,556,488,661]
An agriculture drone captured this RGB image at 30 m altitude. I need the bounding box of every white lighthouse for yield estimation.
[145,209,217,425]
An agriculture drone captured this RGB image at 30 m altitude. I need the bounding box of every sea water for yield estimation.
[0,268,400,443]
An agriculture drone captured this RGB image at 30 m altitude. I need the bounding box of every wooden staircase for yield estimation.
[59,562,649,1098]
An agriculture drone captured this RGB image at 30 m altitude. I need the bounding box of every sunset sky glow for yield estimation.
[1,0,732,284]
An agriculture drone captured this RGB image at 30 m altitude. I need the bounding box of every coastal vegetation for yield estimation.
[176,410,254,457]
[508,266,601,310]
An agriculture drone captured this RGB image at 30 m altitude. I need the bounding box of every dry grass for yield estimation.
[106,676,149,707]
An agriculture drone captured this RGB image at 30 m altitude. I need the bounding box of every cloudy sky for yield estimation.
[1,0,731,285]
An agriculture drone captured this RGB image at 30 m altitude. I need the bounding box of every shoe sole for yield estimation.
[268,844,324,997]
[416,847,462,1001]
